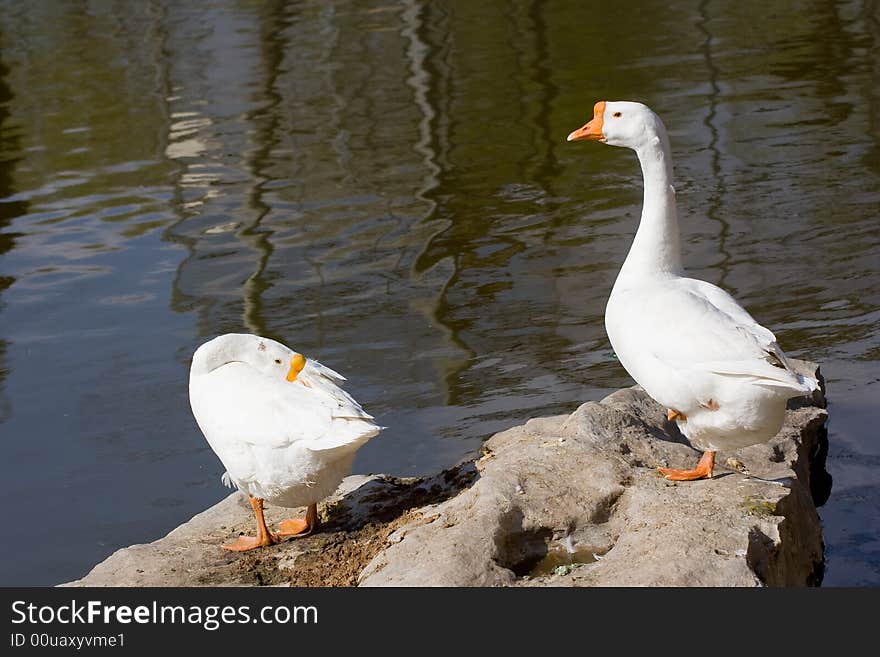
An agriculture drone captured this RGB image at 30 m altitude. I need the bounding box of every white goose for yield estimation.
[189,333,381,550]
[567,101,818,480]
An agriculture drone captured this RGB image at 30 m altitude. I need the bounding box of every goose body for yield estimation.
[568,101,817,478]
[189,333,381,549]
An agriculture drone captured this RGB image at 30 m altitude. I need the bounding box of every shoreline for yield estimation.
[64,360,828,587]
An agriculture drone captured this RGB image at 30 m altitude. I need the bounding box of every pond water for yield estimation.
[0,0,877,586]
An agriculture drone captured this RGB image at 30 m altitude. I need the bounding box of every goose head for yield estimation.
[567,100,666,150]
[191,333,306,382]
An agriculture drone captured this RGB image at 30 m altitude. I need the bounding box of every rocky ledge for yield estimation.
[64,361,829,587]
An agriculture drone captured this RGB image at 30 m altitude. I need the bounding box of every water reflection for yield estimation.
[694,0,731,288]
[0,36,22,423]
[509,0,561,189]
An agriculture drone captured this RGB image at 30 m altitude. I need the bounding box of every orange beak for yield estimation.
[286,354,307,382]
[567,100,606,142]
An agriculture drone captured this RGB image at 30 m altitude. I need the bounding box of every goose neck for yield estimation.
[617,136,683,281]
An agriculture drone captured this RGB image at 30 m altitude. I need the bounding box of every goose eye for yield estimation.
[613,111,622,118]
[274,358,282,364]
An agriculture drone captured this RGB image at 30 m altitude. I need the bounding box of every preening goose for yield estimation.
[189,333,381,550]
[568,101,817,480]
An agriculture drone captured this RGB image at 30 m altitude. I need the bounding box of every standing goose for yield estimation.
[189,333,381,550]
[567,101,817,480]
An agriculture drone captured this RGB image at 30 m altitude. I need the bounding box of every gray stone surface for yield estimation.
[64,361,828,587]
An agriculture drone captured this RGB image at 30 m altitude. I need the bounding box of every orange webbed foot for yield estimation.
[222,534,277,552]
[277,518,312,537]
[276,503,320,538]
[658,450,715,481]
[222,496,278,551]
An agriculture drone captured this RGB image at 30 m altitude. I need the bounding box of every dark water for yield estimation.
[0,0,877,586]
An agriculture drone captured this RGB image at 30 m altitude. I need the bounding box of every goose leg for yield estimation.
[277,503,320,537]
[222,496,278,551]
[658,450,715,481]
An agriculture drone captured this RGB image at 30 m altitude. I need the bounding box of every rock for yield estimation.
[61,472,475,587]
[64,361,828,587]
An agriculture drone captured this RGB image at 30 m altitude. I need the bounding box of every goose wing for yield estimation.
[614,278,812,391]
[191,361,378,451]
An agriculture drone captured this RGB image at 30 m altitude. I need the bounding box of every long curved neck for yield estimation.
[617,134,683,282]
[190,335,249,377]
